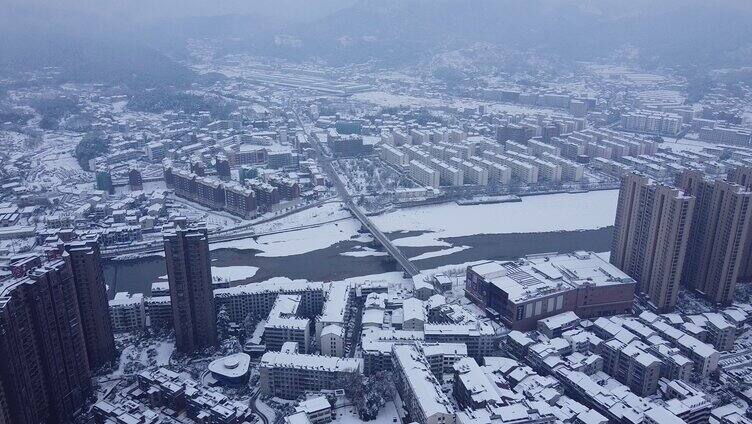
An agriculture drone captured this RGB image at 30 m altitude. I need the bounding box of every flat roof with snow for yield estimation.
[260,352,361,373]
[471,251,635,303]
[392,344,454,418]
[208,353,251,379]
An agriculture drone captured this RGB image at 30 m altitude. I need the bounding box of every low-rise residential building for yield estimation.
[145,295,173,329]
[537,311,580,338]
[214,279,325,323]
[392,344,456,424]
[424,322,498,359]
[135,367,252,423]
[600,339,662,396]
[421,342,468,381]
[109,291,146,333]
[361,328,425,375]
[403,297,426,331]
[703,313,736,352]
[293,396,333,424]
[315,283,354,356]
[453,357,503,410]
[258,352,362,399]
[264,294,311,353]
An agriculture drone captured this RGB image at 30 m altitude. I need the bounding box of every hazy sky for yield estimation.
[5,0,752,30]
[4,0,752,73]
[3,0,358,26]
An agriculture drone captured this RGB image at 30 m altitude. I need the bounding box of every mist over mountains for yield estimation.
[271,0,752,68]
[3,0,752,86]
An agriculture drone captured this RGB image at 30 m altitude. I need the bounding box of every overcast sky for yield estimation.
[6,0,752,29]
[3,0,357,26]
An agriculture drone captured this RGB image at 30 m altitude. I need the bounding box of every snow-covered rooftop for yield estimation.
[259,352,361,373]
[392,344,454,417]
[471,251,635,304]
[318,282,352,324]
[208,353,251,379]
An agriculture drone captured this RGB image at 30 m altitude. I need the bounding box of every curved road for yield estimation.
[250,389,271,424]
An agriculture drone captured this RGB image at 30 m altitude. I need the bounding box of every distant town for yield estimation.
[3,10,752,424]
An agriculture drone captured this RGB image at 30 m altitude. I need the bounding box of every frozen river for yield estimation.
[104,190,618,297]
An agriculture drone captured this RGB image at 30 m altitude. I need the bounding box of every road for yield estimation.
[100,198,334,259]
[297,112,420,277]
[343,198,420,277]
[250,389,271,424]
[103,111,422,280]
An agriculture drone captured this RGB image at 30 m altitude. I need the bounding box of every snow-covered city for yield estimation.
[3,1,752,424]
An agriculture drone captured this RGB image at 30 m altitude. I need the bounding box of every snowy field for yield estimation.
[353,91,463,108]
[353,91,565,116]
[26,131,91,188]
[208,202,365,257]
[113,339,174,377]
[0,130,29,147]
[659,137,717,153]
[372,190,619,247]
[211,265,260,281]
[744,109,752,125]
[485,102,564,116]
[340,246,389,258]
[254,202,350,233]
[158,265,260,282]
[231,271,414,292]
[332,401,399,424]
[410,245,470,261]
[211,217,366,257]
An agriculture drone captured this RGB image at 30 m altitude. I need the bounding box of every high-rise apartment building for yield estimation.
[611,173,694,312]
[164,225,217,353]
[65,236,116,370]
[728,165,752,281]
[728,165,752,187]
[0,254,92,424]
[679,171,752,305]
